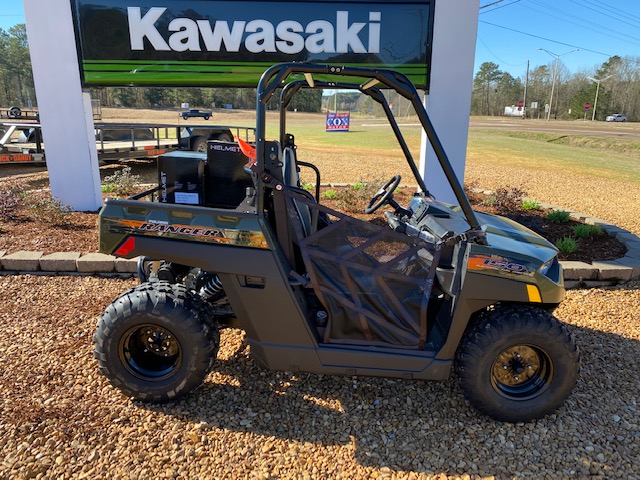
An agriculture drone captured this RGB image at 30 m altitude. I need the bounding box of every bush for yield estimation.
[555,236,578,254]
[321,189,337,200]
[573,224,603,238]
[22,192,72,226]
[102,166,141,196]
[521,200,541,211]
[547,210,571,223]
[485,186,526,214]
[0,188,21,221]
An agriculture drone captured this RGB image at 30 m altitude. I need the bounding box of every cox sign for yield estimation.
[326,112,350,132]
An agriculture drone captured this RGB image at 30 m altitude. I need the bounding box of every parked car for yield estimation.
[181,109,212,120]
[605,113,627,122]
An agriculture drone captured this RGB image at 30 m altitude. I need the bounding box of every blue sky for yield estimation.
[476,0,640,78]
[2,0,639,80]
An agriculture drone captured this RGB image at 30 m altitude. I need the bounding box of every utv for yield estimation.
[95,63,579,423]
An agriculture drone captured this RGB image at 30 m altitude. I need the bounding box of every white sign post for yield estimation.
[419,0,480,205]
[24,0,102,211]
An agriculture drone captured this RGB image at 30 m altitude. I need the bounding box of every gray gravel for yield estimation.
[1,275,639,479]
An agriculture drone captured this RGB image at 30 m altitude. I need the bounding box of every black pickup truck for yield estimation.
[180,109,212,120]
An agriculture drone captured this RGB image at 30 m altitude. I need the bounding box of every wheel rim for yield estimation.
[491,345,553,400]
[120,324,182,380]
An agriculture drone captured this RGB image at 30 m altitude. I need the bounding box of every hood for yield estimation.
[475,211,558,263]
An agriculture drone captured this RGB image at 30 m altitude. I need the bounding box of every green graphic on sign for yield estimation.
[71,0,434,88]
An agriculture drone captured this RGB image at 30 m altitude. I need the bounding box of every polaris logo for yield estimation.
[128,7,381,54]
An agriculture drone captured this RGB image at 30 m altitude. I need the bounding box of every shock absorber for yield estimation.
[199,274,225,301]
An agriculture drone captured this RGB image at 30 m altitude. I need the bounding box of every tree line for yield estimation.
[2,23,639,120]
[0,24,321,114]
[471,56,640,121]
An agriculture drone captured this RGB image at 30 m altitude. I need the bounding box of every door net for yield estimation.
[285,190,440,349]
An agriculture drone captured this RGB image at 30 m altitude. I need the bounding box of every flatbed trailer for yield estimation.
[0,122,255,165]
[0,106,39,121]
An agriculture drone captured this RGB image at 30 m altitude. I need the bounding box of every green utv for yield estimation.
[95,64,579,423]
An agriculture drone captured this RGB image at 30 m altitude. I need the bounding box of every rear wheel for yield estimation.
[456,305,579,422]
[94,282,219,402]
[213,132,233,143]
[191,135,208,153]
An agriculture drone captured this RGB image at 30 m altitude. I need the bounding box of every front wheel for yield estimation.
[94,282,219,402]
[455,305,579,422]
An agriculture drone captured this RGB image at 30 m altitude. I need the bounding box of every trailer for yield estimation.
[0,106,40,121]
[0,122,255,165]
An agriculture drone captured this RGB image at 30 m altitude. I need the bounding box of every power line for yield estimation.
[479,20,614,57]
[477,36,529,67]
[572,0,640,28]
[520,0,640,47]
[480,0,506,9]
[582,0,640,24]
[479,0,521,15]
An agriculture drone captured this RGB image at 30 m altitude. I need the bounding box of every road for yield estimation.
[469,116,640,139]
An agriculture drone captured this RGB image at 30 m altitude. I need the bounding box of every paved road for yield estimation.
[469,116,640,139]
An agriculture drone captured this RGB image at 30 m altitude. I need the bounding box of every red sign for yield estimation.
[584,102,591,110]
[517,100,523,108]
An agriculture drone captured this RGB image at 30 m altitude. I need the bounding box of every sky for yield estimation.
[2,0,639,80]
[476,0,640,78]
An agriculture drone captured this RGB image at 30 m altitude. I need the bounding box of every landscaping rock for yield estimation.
[39,252,81,272]
[0,251,42,271]
[76,253,115,273]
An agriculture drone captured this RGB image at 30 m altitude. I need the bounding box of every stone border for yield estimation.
[1,211,639,289]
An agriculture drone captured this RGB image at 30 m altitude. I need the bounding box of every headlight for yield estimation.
[539,256,560,282]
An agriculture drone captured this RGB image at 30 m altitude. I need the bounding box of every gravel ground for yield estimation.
[1,275,639,479]
[2,111,639,478]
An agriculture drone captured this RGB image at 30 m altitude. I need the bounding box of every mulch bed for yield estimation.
[0,183,629,263]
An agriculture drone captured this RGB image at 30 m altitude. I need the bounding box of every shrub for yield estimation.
[491,186,527,214]
[321,189,337,199]
[521,200,541,211]
[21,192,72,226]
[302,182,314,192]
[547,210,571,223]
[0,188,21,221]
[555,236,578,254]
[572,224,603,238]
[102,166,141,196]
[352,181,365,191]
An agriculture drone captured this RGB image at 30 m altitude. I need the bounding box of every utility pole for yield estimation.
[538,48,579,121]
[523,60,529,119]
[587,75,612,121]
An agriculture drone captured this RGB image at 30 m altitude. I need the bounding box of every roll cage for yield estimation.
[252,63,481,233]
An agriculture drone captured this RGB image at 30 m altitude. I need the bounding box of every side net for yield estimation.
[285,190,440,349]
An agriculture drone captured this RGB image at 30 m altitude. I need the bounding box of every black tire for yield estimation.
[191,135,208,153]
[455,305,579,422]
[213,132,234,143]
[203,115,210,120]
[94,282,219,402]
[182,114,189,120]
[8,106,21,118]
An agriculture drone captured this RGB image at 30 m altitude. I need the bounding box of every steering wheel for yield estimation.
[365,175,401,214]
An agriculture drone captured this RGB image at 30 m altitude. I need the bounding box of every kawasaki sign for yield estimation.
[71,0,434,88]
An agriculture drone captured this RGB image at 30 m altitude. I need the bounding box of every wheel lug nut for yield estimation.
[164,352,169,357]
[515,352,521,358]
[514,375,519,381]
[527,364,532,369]
[502,364,508,369]
[143,348,148,353]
